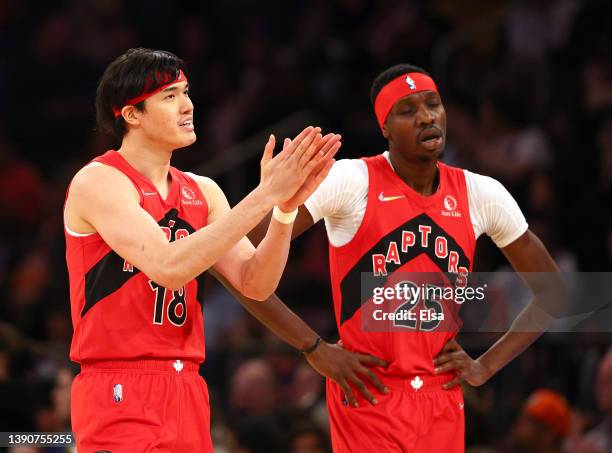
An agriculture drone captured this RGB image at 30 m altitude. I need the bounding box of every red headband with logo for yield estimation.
[374,72,439,130]
[113,69,187,118]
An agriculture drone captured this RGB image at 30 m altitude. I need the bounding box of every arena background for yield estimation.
[0,0,611,451]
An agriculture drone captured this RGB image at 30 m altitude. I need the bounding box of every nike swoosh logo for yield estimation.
[378,192,405,202]
[142,190,157,196]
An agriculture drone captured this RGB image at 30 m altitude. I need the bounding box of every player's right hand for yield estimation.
[259,126,332,205]
[305,340,389,407]
[278,133,341,213]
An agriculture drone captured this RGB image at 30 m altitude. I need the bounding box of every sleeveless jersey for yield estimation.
[328,155,476,378]
[65,150,209,364]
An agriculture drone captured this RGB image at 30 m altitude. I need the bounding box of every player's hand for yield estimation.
[305,340,389,407]
[259,126,334,205]
[433,339,493,389]
[278,133,341,212]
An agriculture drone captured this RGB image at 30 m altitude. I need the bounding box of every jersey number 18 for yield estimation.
[148,280,187,326]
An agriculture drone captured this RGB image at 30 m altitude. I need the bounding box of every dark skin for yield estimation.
[222,87,561,406]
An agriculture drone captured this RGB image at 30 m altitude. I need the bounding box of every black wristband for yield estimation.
[301,337,323,355]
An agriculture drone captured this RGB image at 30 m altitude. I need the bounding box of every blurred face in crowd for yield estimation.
[596,352,612,413]
[125,80,196,150]
[383,90,446,163]
[510,413,559,451]
[291,432,327,453]
[229,360,277,416]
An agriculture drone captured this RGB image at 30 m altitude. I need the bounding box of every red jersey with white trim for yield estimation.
[65,150,209,364]
[328,155,476,378]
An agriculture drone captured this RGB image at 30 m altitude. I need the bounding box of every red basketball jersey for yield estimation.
[65,150,209,363]
[329,155,476,378]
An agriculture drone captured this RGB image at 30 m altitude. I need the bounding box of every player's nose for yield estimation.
[181,94,194,114]
[415,104,434,126]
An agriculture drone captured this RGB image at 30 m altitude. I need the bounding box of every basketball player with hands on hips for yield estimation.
[63,47,344,452]
[243,64,562,452]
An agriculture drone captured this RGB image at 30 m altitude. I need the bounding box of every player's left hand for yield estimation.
[278,133,341,212]
[433,339,493,389]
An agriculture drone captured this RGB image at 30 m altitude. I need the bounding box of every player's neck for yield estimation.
[117,134,172,189]
[388,152,439,196]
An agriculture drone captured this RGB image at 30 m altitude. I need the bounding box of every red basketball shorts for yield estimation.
[327,373,464,452]
[71,359,213,453]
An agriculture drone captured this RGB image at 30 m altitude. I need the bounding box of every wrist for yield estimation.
[278,200,298,213]
[273,206,298,224]
[253,185,276,210]
[300,336,323,355]
[476,356,497,380]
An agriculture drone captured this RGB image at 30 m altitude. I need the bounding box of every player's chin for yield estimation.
[178,131,197,147]
[415,142,444,161]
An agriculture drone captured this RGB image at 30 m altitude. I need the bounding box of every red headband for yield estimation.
[112,69,187,118]
[374,72,439,130]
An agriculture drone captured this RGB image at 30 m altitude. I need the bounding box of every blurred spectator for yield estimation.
[289,423,331,453]
[289,363,324,411]
[230,359,278,418]
[232,416,284,453]
[499,388,570,453]
[573,350,612,452]
[475,79,553,186]
[504,0,579,61]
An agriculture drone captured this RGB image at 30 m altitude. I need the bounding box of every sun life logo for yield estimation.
[442,194,461,217]
[444,195,457,211]
[181,186,203,205]
[182,186,195,200]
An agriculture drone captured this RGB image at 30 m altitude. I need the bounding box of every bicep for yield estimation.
[501,230,559,273]
[69,167,170,274]
[502,230,564,318]
[469,173,528,247]
[304,159,367,223]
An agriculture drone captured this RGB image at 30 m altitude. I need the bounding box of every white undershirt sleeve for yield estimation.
[465,170,529,248]
[304,159,369,247]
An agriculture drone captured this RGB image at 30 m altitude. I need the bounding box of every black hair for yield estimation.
[95,48,187,140]
[370,63,431,107]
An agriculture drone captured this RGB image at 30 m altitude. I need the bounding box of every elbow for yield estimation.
[239,259,279,301]
[148,268,187,292]
[240,280,276,302]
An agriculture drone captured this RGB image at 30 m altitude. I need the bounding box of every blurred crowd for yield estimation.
[0,0,611,451]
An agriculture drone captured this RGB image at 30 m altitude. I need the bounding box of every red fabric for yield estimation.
[112,69,187,117]
[71,359,213,452]
[327,377,464,452]
[65,150,209,364]
[326,154,475,450]
[374,72,439,129]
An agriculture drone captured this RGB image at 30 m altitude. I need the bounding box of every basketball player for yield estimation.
[242,64,561,452]
[63,48,341,452]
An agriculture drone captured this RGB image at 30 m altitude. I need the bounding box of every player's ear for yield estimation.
[121,105,142,127]
[381,122,390,139]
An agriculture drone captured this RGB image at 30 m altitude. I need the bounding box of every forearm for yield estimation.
[477,301,552,376]
[241,217,293,300]
[162,186,274,288]
[480,230,563,377]
[210,268,319,350]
